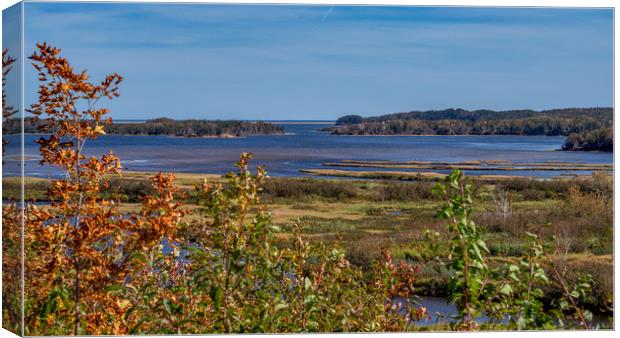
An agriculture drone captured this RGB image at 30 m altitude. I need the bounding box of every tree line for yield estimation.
[333,108,612,135]
[563,127,613,152]
[3,116,284,137]
[330,108,613,151]
[339,108,611,123]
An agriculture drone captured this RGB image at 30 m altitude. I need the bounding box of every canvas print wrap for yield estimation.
[1,1,614,335]
[2,1,23,336]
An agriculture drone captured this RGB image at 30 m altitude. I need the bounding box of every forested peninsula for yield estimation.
[3,117,284,137]
[327,108,613,151]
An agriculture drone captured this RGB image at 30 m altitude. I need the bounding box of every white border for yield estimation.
[0,1,617,338]
[1,0,616,8]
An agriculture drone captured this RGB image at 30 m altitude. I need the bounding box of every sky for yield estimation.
[3,2,614,120]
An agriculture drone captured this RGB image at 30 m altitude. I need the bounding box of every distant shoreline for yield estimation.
[325,133,567,137]
[271,121,335,125]
[16,132,253,139]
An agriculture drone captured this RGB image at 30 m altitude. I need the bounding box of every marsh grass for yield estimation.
[2,176,50,201]
[322,160,612,172]
[296,215,358,233]
[261,177,359,201]
[485,233,529,257]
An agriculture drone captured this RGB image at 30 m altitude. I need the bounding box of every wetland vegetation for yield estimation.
[6,166,613,322]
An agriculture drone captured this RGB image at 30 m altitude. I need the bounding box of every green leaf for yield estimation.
[304,294,316,306]
[211,287,223,311]
[163,298,172,315]
[508,272,520,282]
[517,316,527,330]
[103,285,124,293]
[472,243,483,261]
[534,268,549,283]
[499,284,513,296]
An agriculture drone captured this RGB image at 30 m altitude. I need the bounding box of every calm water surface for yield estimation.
[4,123,613,178]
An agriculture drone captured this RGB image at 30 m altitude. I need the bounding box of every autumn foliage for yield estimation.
[2,48,21,336]
[12,43,184,335]
[2,43,425,335]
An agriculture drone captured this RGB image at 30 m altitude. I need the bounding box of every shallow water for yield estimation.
[407,296,612,328]
[3,123,613,178]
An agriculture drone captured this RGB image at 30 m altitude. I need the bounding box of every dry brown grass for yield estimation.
[300,168,570,182]
[322,161,611,172]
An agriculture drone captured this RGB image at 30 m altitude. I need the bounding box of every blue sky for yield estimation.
[11,2,615,120]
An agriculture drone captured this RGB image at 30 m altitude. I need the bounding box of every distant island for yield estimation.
[3,109,613,151]
[326,108,613,151]
[4,117,285,138]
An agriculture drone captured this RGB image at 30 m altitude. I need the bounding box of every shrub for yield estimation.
[2,177,51,201]
[430,170,597,330]
[18,43,183,335]
[487,240,528,257]
[346,236,392,269]
[373,181,435,202]
[520,188,546,201]
[562,185,612,239]
[433,170,491,330]
[101,177,155,202]
[112,154,426,333]
[261,178,358,201]
[296,215,358,233]
[364,204,386,216]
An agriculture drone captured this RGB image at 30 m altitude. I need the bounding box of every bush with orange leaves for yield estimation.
[5,43,425,335]
[13,43,185,335]
[2,204,21,336]
[2,48,21,336]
